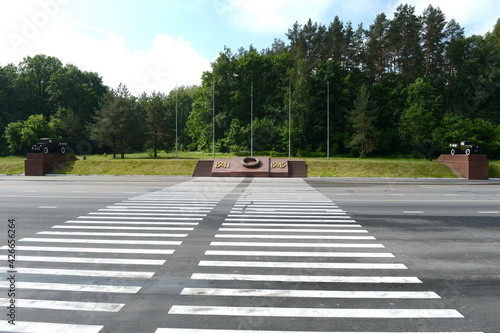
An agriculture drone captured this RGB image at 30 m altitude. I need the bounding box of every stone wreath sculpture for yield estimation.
[241,157,261,168]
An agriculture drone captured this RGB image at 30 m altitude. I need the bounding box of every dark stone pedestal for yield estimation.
[192,157,307,178]
[436,154,489,180]
[25,153,78,176]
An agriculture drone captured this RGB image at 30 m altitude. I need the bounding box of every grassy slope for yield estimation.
[1,154,499,178]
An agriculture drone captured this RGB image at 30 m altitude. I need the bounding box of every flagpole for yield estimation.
[212,80,215,159]
[288,81,291,160]
[175,84,178,159]
[251,80,254,157]
[327,81,330,160]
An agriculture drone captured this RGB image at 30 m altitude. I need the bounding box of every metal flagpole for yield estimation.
[288,81,291,159]
[251,81,254,157]
[212,80,215,159]
[175,85,178,159]
[327,81,330,160]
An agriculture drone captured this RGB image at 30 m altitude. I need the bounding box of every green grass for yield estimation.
[1,153,498,178]
[305,158,457,178]
[0,157,25,175]
[490,160,500,178]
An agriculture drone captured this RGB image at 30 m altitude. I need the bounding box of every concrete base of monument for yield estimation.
[436,154,489,179]
[192,157,307,178]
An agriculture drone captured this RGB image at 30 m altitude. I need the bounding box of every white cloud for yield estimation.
[220,0,333,33]
[0,0,211,96]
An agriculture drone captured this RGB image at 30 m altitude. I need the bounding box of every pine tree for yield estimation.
[347,85,378,157]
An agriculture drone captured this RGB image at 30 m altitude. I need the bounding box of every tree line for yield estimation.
[1,4,499,158]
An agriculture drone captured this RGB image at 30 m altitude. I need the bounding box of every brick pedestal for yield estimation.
[25,153,78,176]
[436,154,489,180]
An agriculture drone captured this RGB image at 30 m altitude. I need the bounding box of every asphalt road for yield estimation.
[0,175,498,333]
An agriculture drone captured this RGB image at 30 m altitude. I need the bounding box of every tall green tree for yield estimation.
[90,84,136,158]
[143,92,167,158]
[422,5,447,79]
[347,85,378,157]
[399,78,443,151]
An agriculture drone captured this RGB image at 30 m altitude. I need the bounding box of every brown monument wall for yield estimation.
[25,153,78,176]
[436,154,489,180]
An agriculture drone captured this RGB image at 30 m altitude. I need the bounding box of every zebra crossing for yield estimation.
[161,178,482,333]
[0,178,240,332]
[0,177,484,332]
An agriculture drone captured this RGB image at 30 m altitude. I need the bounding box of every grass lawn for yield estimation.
[305,158,457,178]
[0,157,25,175]
[1,153,498,178]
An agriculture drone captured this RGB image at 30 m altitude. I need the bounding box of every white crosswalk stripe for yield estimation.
[0,321,104,332]
[168,305,463,318]
[190,273,422,283]
[181,288,440,298]
[0,298,125,312]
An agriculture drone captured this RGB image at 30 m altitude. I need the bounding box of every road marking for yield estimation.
[78,216,202,221]
[0,298,124,312]
[404,211,424,214]
[38,206,57,209]
[0,321,103,332]
[181,288,439,299]
[190,273,421,283]
[38,231,188,237]
[68,220,198,225]
[0,245,177,254]
[478,211,499,214]
[20,237,181,245]
[126,199,219,203]
[215,234,376,240]
[211,241,384,248]
[120,200,216,209]
[112,205,214,209]
[0,281,141,293]
[168,305,462,318]
[88,212,206,217]
[53,225,194,231]
[226,219,356,224]
[199,261,407,270]
[232,208,344,213]
[222,223,361,227]
[12,256,165,265]
[0,267,154,278]
[234,204,340,209]
[228,215,348,219]
[218,228,368,233]
[99,208,211,213]
[205,250,393,258]
[157,329,483,333]
[225,218,351,222]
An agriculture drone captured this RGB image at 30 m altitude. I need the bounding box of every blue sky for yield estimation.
[1,0,497,95]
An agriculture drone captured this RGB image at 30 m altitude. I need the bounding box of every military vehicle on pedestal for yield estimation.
[449,141,481,155]
[31,138,68,154]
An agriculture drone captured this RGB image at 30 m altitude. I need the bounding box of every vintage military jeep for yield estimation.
[449,141,481,155]
[31,138,68,154]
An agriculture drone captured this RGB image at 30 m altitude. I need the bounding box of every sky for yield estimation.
[0,0,498,96]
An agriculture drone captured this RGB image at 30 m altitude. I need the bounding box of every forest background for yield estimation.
[1,4,499,159]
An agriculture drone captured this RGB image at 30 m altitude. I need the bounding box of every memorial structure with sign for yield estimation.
[193,157,307,178]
